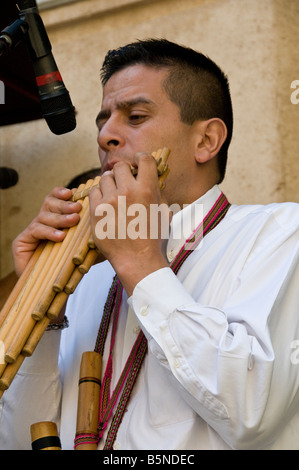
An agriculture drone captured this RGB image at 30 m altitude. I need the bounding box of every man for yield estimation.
[0,39,298,450]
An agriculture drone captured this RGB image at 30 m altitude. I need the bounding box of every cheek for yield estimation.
[98,146,106,164]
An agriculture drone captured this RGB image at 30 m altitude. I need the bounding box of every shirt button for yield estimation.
[133,326,141,335]
[167,250,174,261]
[174,358,181,368]
[140,306,149,316]
[114,441,121,450]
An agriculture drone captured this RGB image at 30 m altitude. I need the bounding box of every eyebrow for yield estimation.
[95,97,156,126]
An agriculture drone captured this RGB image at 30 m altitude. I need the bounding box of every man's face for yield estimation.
[96,64,196,206]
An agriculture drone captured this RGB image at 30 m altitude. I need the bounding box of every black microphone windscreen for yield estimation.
[40,90,76,135]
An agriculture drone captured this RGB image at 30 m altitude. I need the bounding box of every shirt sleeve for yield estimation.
[128,210,299,450]
[0,331,62,450]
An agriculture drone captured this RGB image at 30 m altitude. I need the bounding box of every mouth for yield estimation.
[101,158,137,174]
[101,161,115,173]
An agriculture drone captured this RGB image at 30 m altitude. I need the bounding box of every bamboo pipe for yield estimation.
[0,353,25,390]
[78,249,99,275]
[75,351,102,450]
[0,241,59,363]
[0,242,46,329]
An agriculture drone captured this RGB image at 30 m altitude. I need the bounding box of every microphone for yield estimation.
[0,168,19,189]
[16,0,76,135]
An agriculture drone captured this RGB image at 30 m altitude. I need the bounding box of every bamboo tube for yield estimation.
[23,292,67,356]
[62,248,98,296]
[0,244,59,359]
[71,176,101,202]
[88,236,96,249]
[3,241,64,349]
[0,364,5,378]
[75,351,102,450]
[62,250,99,298]
[0,353,25,390]
[0,241,56,346]
[78,249,99,275]
[21,315,50,357]
[2,241,68,362]
[47,291,68,321]
[158,167,170,190]
[64,268,84,295]
[0,242,46,329]
[72,220,92,266]
[0,347,6,377]
[4,318,37,363]
[31,421,61,450]
[51,196,91,293]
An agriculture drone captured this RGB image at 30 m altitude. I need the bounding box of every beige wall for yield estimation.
[1,0,299,277]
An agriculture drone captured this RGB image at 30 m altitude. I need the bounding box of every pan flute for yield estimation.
[0,148,170,398]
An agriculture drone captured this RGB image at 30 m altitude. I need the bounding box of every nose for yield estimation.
[97,116,124,151]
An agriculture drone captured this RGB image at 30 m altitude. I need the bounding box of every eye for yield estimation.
[129,113,147,125]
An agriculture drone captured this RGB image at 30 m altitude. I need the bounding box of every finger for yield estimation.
[133,153,159,185]
[47,198,82,216]
[112,161,135,191]
[28,206,81,247]
[41,187,82,215]
[38,211,81,230]
[26,222,67,243]
[88,184,103,217]
[50,186,74,200]
[97,170,117,197]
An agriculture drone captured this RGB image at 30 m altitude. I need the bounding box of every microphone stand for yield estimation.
[0,1,48,60]
[0,18,28,57]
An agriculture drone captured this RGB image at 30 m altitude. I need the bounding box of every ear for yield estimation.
[194,118,227,163]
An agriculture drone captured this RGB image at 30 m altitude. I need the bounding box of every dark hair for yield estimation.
[100,38,233,183]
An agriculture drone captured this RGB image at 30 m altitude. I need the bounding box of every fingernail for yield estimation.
[54,230,64,236]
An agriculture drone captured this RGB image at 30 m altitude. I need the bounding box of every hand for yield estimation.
[12,187,82,277]
[88,153,170,296]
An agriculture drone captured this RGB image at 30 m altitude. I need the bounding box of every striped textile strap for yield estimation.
[171,191,230,274]
[74,192,230,450]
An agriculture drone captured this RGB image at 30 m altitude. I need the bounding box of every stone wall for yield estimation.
[1,0,298,277]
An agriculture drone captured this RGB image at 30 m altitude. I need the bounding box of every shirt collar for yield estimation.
[166,185,222,263]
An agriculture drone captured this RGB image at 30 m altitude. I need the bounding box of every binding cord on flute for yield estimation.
[0,148,170,399]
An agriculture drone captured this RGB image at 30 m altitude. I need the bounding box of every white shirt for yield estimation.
[1,185,299,450]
